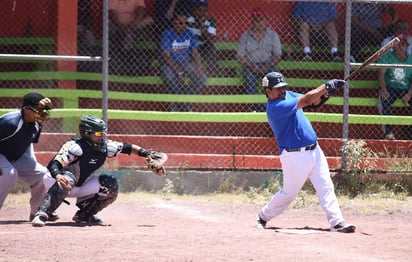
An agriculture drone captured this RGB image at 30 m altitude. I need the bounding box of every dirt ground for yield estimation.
[1,193,411,262]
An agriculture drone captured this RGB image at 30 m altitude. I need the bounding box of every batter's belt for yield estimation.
[285,143,317,152]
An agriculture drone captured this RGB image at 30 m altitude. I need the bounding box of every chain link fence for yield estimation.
[0,0,411,169]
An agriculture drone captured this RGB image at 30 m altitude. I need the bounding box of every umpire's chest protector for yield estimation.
[76,140,107,186]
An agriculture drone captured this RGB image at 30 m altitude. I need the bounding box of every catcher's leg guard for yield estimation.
[35,171,75,219]
[73,174,119,223]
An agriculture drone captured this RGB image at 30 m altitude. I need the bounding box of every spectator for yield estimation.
[109,0,154,36]
[155,0,194,39]
[237,8,282,112]
[378,34,412,140]
[109,0,155,75]
[350,3,398,63]
[292,1,342,62]
[160,13,207,112]
[77,0,101,72]
[382,19,412,56]
[187,0,219,76]
[0,92,57,222]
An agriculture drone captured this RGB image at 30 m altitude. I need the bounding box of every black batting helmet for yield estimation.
[262,72,288,89]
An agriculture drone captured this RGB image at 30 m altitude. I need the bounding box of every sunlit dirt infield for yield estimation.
[1,192,411,262]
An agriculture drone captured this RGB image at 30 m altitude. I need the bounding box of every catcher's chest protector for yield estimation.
[75,140,107,186]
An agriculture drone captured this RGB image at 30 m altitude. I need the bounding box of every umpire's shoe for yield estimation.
[72,210,103,225]
[331,221,356,233]
[30,212,59,222]
[31,212,48,227]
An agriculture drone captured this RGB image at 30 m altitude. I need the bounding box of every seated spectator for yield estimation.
[187,0,218,76]
[237,8,282,112]
[292,1,341,62]
[77,0,101,72]
[109,0,155,75]
[382,19,412,56]
[155,0,194,39]
[160,13,207,112]
[378,34,412,140]
[109,0,154,37]
[350,3,398,63]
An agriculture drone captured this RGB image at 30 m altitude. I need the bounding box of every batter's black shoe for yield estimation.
[331,221,356,233]
[256,214,267,229]
[72,211,103,224]
[30,212,59,222]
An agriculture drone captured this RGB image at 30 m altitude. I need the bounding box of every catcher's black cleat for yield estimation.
[256,214,267,229]
[72,211,104,224]
[331,221,356,233]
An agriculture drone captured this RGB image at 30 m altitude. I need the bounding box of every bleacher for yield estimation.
[0,37,411,170]
[0,38,409,134]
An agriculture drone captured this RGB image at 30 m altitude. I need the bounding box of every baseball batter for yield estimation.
[0,92,57,221]
[31,115,167,227]
[256,72,356,233]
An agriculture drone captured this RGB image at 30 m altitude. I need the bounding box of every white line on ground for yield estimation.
[152,200,222,222]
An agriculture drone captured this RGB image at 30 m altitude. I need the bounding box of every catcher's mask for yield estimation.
[262,72,288,90]
[79,115,107,152]
[22,92,52,124]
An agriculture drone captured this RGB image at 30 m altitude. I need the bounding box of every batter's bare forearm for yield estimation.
[298,85,328,109]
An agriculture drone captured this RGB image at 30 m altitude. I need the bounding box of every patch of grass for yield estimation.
[10,179,30,194]
[337,193,411,215]
[2,193,30,209]
[6,191,411,217]
[337,140,411,197]
[118,170,142,192]
[217,173,247,194]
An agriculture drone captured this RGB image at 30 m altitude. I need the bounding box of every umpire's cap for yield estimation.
[23,92,51,110]
[262,72,288,89]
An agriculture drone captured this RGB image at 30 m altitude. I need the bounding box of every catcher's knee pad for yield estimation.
[37,171,75,215]
[97,174,119,198]
[75,174,118,216]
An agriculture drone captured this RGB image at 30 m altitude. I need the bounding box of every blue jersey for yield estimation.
[160,28,198,62]
[292,2,338,25]
[266,91,317,152]
[0,110,41,161]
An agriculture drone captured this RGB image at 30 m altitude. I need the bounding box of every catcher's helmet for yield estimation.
[79,115,107,152]
[262,72,288,89]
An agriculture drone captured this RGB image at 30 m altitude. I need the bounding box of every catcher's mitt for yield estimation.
[146,151,168,176]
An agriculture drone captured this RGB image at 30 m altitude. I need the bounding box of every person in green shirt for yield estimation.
[378,34,412,140]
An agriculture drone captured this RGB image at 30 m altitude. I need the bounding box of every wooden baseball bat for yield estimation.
[344,37,401,81]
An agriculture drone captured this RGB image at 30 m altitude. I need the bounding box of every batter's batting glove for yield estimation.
[325,79,345,96]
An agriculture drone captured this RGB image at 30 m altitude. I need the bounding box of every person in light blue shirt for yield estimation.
[292,1,341,61]
[160,13,207,111]
[350,3,397,62]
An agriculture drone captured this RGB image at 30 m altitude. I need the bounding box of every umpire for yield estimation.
[255,72,356,233]
[0,92,57,221]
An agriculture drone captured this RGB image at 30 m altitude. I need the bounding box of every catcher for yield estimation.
[32,115,167,227]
